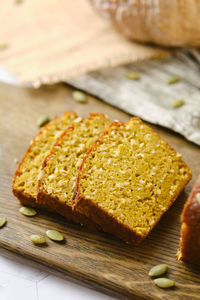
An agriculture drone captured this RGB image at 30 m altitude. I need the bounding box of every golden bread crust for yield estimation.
[12,112,77,207]
[180,175,200,265]
[12,116,59,206]
[181,175,200,226]
[37,189,99,230]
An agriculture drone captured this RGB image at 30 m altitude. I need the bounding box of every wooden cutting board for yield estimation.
[0,82,200,300]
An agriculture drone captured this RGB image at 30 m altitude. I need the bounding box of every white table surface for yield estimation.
[0,66,116,300]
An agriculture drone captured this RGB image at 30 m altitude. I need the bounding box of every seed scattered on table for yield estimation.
[19,206,37,217]
[0,43,9,51]
[14,158,19,164]
[176,250,182,260]
[72,91,87,103]
[149,264,168,277]
[46,229,64,242]
[152,54,167,61]
[15,0,23,4]
[36,115,50,127]
[167,76,180,85]
[0,217,7,228]
[171,100,185,108]
[125,72,140,80]
[30,234,46,245]
[154,278,175,289]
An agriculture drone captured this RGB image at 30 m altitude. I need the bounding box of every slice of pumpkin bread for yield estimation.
[12,112,77,207]
[73,118,192,244]
[37,113,110,226]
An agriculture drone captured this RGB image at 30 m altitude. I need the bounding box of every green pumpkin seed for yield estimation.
[152,54,167,61]
[167,76,180,85]
[149,264,168,277]
[0,217,7,228]
[0,43,9,51]
[15,0,23,4]
[46,229,64,242]
[19,206,37,217]
[125,72,140,80]
[72,91,87,103]
[36,115,50,127]
[171,99,185,108]
[196,193,200,204]
[30,234,46,245]
[154,278,175,289]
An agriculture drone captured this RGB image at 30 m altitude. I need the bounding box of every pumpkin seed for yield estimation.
[0,217,7,228]
[176,250,181,260]
[15,0,23,4]
[72,91,87,103]
[0,43,9,51]
[125,72,140,80]
[36,115,50,127]
[38,170,44,181]
[14,158,19,164]
[167,76,180,85]
[154,278,175,289]
[171,99,185,108]
[19,206,37,217]
[30,234,46,245]
[196,193,200,204]
[46,229,64,242]
[149,264,168,277]
[152,54,167,61]
[74,117,82,123]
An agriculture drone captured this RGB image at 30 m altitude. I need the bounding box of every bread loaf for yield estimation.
[91,0,200,47]
[179,175,200,265]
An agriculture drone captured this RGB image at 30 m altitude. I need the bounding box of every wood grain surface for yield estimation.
[0,82,200,300]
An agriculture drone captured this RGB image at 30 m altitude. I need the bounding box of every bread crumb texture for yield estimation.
[76,118,192,241]
[39,114,110,207]
[13,112,77,199]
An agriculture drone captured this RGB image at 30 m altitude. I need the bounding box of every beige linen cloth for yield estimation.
[0,0,167,87]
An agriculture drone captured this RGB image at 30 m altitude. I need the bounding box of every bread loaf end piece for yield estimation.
[179,175,200,265]
[12,112,77,207]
